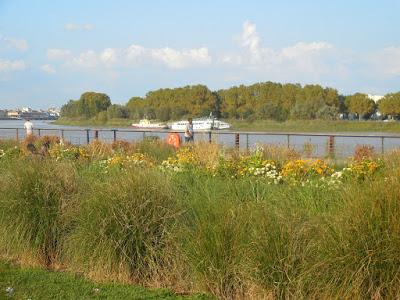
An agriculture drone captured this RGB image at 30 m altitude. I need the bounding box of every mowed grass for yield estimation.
[0,260,210,300]
[230,119,400,133]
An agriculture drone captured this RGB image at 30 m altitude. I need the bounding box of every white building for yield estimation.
[368,94,384,103]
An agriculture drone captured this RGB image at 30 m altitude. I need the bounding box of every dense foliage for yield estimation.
[2,137,400,299]
[60,82,400,123]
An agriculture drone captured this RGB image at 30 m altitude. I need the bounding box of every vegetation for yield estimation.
[345,93,376,120]
[378,92,400,119]
[58,82,400,124]
[1,136,400,299]
[0,261,207,299]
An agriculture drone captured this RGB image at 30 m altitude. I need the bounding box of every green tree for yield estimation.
[107,104,129,119]
[345,93,376,120]
[60,92,111,119]
[378,92,400,119]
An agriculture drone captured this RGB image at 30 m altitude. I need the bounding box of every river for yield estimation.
[1,119,400,157]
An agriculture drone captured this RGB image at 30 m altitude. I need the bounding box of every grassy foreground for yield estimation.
[0,261,208,299]
[55,117,400,132]
[1,137,400,299]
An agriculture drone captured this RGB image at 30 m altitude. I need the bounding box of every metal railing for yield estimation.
[1,127,400,158]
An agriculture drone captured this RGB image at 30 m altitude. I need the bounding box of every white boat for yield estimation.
[170,117,230,131]
[131,119,168,129]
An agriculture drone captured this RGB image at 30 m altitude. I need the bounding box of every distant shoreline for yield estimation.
[52,118,400,133]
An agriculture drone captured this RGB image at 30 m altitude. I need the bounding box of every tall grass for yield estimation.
[1,144,400,299]
[0,158,77,267]
[64,167,179,284]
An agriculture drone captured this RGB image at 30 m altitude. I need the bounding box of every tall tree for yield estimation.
[378,92,400,119]
[345,93,376,120]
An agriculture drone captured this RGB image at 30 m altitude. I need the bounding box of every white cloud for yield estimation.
[65,23,95,31]
[0,35,28,51]
[368,46,400,78]
[46,44,211,70]
[47,49,72,60]
[281,42,333,59]
[40,64,56,74]
[68,50,99,68]
[220,53,243,65]
[0,59,26,72]
[240,21,262,60]
[100,48,118,66]
[150,47,211,69]
[218,21,338,82]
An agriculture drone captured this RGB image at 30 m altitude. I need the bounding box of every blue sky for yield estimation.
[0,0,400,108]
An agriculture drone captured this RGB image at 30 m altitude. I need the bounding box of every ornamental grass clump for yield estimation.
[65,167,179,284]
[304,176,400,298]
[0,158,77,267]
[174,175,251,299]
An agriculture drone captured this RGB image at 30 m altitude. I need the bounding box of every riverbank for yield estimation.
[54,118,400,132]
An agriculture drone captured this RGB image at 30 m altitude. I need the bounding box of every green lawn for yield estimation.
[0,261,210,300]
[229,119,400,132]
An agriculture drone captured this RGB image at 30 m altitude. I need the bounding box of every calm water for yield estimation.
[1,119,400,157]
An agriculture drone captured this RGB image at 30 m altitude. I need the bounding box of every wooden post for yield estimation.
[328,136,335,157]
[235,133,240,149]
[86,129,90,144]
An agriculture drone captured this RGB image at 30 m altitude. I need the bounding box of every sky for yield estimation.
[0,0,400,108]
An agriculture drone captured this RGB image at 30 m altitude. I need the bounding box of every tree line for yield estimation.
[60,83,400,121]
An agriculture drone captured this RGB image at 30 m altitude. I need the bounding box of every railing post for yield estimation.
[113,129,117,142]
[208,131,212,143]
[86,129,90,144]
[235,133,240,149]
[246,134,249,151]
[60,129,64,140]
[38,129,41,137]
[143,131,146,140]
[287,134,290,148]
[94,130,99,140]
[381,137,384,155]
[16,128,19,141]
[328,136,335,157]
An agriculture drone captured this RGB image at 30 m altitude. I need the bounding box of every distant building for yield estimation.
[7,110,21,119]
[20,110,51,120]
[368,94,384,103]
[0,110,7,119]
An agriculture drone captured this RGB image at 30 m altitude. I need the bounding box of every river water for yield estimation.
[1,119,400,157]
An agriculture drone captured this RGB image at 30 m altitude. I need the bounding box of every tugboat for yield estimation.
[131,118,168,129]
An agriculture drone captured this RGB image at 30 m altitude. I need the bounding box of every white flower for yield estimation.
[6,287,14,294]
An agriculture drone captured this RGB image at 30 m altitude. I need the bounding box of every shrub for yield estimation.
[0,158,77,267]
[65,168,178,283]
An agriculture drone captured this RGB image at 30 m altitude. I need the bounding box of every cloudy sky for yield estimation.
[0,0,400,108]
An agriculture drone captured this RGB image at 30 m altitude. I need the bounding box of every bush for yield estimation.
[0,158,77,267]
[65,167,178,283]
